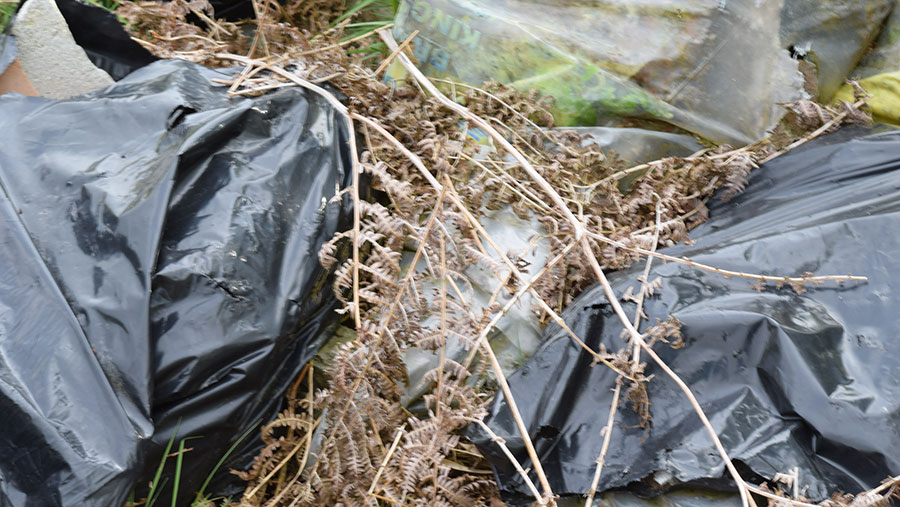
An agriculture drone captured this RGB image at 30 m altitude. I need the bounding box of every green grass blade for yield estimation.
[172,436,203,507]
[194,420,260,503]
[148,477,169,507]
[331,0,379,26]
[343,21,392,28]
[171,439,186,507]
[81,0,113,12]
[0,2,18,32]
[147,423,180,507]
[348,45,389,56]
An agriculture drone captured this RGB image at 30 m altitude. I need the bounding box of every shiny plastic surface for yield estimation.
[0,58,351,505]
[56,0,158,80]
[475,127,900,504]
[391,1,892,144]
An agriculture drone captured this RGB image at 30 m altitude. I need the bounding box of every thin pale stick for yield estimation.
[357,113,624,375]
[215,54,349,113]
[632,196,662,362]
[350,130,362,329]
[433,177,553,502]
[760,99,867,164]
[458,152,553,212]
[870,474,900,496]
[445,276,479,322]
[292,24,394,57]
[307,190,447,480]
[580,236,756,507]
[212,59,379,501]
[368,427,405,496]
[584,380,622,507]
[469,418,545,505]
[586,231,866,285]
[430,77,581,157]
[310,179,450,485]
[370,493,400,504]
[743,484,814,506]
[629,196,709,236]
[229,62,257,93]
[374,29,419,76]
[585,199,661,507]
[149,31,226,45]
[250,367,320,502]
[379,30,585,240]
[461,240,579,372]
[249,0,269,58]
[378,33,755,505]
[244,423,309,499]
[436,230,448,418]
[439,179,630,378]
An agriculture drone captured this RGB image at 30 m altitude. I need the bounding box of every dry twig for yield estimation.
[380,29,756,507]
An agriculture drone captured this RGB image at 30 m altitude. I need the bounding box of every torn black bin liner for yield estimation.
[55,0,158,80]
[474,126,900,504]
[0,58,352,505]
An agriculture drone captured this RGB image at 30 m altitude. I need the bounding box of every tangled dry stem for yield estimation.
[119,3,885,505]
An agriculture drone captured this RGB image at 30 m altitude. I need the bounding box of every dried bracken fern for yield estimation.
[747,474,900,507]
[117,0,247,66]
[120,3,880,506]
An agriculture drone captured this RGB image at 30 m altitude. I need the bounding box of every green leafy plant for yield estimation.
[337,0,398,59]
[0,1,18,32]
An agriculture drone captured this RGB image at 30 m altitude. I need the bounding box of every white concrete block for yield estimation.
[11,0,115,99]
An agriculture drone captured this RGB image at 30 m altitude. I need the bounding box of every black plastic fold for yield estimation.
[476,127,900,504]
[56,0,158,80]
[0,58,351,506]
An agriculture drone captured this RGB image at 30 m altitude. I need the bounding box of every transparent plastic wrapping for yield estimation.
[391,0,894,145]
[390,0,804,144]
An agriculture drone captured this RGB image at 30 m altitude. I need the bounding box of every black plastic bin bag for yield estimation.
[56,0,158,80]
[0,58,352,505]
[475,126,900,504]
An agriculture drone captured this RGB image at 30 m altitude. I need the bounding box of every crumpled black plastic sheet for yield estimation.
[56,0,158,80]
[0,58,352,505]
[475,126,900,505]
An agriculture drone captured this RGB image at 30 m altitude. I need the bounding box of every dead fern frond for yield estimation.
[121,6,878,504]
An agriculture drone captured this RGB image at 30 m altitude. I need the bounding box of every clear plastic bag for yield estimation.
[390,0,893,145]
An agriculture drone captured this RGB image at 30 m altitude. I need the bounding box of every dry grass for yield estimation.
[116,2,892,506]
